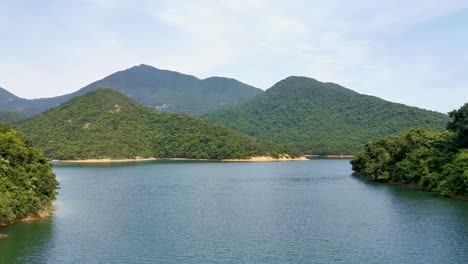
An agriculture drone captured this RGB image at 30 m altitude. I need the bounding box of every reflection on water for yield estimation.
[1,160,467,264]
[0,218,53,263]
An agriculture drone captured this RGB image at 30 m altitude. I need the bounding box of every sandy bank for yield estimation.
[222,156,308,162]
[53,158,158,163]
[306,154,354,159]
[54,156,308,163]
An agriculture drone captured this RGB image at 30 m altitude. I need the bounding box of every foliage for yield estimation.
[351,103,468,197]
[204,76,449,154]
[447,103,468,148]
[0,124,58,224]
[0,65,263,116]
[17,89,300,160]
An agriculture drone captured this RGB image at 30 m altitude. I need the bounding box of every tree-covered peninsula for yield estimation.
[17,89,300,160]
[351,103,468,197]
[0,124,58,225]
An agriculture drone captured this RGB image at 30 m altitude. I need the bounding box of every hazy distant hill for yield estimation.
[17,88,298,160]
[0,110,25,124]
[0,87,28,112]
[0,88,27,123]
[1,65,263,116]
[204,76,449,154]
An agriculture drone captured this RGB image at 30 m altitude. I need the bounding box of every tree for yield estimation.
[0,124,58,224]
[447,103,468,148]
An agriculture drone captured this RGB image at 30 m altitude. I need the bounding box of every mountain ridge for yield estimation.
[204,76,449,154]
[0,64,263,116]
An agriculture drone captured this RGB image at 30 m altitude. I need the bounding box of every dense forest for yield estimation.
[0,124,58,225]
[351,103,468,197]
[204,76,449,154]
[0,64,262,116]
[17,89,300,160]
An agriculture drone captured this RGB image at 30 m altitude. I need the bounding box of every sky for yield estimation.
[1,0,467,113]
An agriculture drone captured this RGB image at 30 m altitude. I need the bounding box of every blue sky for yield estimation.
[1,0,467,113]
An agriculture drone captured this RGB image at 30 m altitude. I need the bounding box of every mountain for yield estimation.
[1,65,263,116]
[0,87,27,112]
[204,76,450,154]
[0,87,21,102]
[0,87,26,123]
[16,89,299,160]
[0,110,25,124]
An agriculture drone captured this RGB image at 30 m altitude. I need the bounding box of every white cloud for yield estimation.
[0,0,467,111]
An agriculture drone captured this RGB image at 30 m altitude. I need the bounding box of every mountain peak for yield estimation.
[137,63,155,68]
[57,87,146,117]
[267,76,357,97]
[1,65,262,116]
[283,76,319,82]
[130,64,164,72]
[126,64,195,78]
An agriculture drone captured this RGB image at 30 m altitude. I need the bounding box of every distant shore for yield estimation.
[306,154,354,159]
[53,156,308,163]
[222,156,308,162]
[53,158,159,163]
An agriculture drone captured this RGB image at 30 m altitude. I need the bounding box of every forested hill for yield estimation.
[0,64,263,116]
[204,76,449,154]
[17,88,299,160]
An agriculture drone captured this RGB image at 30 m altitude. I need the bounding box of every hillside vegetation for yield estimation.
[17,89,299,160]
[351,103,468,197]
[0,65,262,116]
[204,76,449,154]
[0,110,25,124]
[0,124,58,224]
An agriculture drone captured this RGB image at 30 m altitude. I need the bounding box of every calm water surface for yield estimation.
[1,159,467,264]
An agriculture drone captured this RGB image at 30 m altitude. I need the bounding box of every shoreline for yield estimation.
[222,156,308,162]
[53,158,159,163]
[353,174,468,202]
[53,156,308,163]
[386,181,468,201]
[306,154,354,159]
[0,206,54,239]
[0,207,54,227]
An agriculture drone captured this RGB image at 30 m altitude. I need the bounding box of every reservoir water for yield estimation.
[1,159,467,263]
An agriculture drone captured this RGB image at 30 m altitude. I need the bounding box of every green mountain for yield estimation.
[17,89,299,160]
[204,76,449,154]
[1,65,263,116]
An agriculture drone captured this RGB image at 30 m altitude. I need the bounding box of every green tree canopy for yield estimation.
[0,124,58,224]
[447,103,468,148]
[352,103,468,197]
